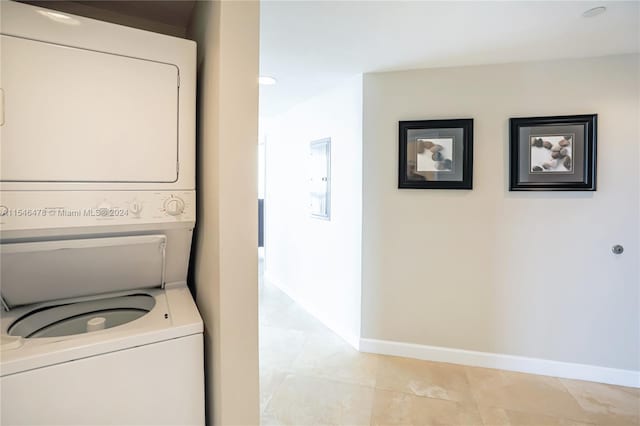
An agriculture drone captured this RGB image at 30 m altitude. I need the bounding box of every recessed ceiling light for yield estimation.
[259,76,277,86]
[37,10,81,25]
[582,6,606,18]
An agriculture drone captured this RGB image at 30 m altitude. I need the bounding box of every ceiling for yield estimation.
[260,1,640,118]
[21,0,195,38]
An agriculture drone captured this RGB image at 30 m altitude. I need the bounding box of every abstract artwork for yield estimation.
[399,119,473,189]
[510,115,597,191]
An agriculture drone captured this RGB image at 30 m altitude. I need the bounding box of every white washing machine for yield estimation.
[0,2,204,425]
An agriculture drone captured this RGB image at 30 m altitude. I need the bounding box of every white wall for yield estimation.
[362,54,640,373]
[188,2,260,425]
[264,76,363,346]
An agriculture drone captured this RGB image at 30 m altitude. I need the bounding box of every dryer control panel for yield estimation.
[0,191,195,233]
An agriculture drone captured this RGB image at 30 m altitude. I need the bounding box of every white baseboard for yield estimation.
[263,271,360,350]
[360,338,640,388]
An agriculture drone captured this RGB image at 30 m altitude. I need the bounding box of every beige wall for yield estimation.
[362,54,640,371]
[188,1,260,425]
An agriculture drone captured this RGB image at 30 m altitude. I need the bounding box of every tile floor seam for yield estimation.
[260,370,289,415]
[261,372,293,416]
[556,377,602,424]
[293,373,377,389]
[292,371,379,393]
[463,366,490,426]
[376,392,485,418]
[288,339,311,369]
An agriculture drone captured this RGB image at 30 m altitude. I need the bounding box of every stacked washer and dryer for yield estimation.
[0,2,204,425]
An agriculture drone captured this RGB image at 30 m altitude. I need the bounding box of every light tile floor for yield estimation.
[259,273,639,425]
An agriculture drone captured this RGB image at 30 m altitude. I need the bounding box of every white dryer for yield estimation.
[0,2,203,425]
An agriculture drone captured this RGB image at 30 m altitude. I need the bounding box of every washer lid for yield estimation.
[1,235,166,310]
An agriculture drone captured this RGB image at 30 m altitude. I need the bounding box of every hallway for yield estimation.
[259,272,639,425]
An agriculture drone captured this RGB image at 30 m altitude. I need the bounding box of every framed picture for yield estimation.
[398,119,473,189]
[510,114,597,191]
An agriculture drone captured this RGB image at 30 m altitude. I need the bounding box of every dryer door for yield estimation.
[0,35,179,183]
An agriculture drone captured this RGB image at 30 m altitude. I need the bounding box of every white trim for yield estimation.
[360,338,640,388]
[264,271,360,350]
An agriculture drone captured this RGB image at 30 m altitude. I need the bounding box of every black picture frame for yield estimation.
[398,119,473,189]
[509,114,597,191]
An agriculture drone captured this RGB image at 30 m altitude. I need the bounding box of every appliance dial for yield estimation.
[164,196,185,216]
[130,201,143,217]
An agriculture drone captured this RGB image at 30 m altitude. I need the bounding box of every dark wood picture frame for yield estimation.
[398,119,473,189]
[509,114,597,191]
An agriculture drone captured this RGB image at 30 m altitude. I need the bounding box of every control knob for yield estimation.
[164,196,185,216]
[130,201,143,218]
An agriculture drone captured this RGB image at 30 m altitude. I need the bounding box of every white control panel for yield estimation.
[0,191,195,232]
